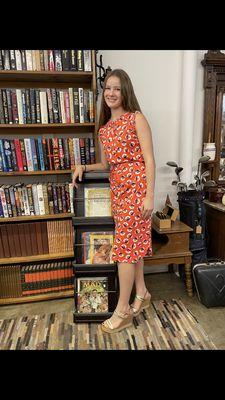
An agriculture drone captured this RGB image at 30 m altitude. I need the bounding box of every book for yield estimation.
[84,187,112,217]
[82,231,114,264]
[77,277,108,313]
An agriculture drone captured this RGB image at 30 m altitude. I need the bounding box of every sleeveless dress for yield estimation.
[98,111,152,264]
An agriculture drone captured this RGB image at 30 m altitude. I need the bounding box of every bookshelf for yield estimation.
[0,50,98,305]
[72,172,118,323]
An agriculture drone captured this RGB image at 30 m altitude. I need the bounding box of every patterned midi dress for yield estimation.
[99,111,153,264]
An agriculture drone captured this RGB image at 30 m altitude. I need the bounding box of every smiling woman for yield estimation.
[72,69,155,333]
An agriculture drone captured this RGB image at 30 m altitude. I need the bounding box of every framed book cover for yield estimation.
[82,231,114,264]
[77,277,108,314]
[84,187,112,217]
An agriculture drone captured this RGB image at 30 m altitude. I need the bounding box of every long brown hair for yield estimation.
[98,69,141,130]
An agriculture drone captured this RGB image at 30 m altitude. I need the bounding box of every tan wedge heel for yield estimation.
[101,308,134,334]
[131,290,151,317]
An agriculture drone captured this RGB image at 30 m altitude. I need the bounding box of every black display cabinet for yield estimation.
[72,171,118,323]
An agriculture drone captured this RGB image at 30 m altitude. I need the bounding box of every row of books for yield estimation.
[0,137,96,172]
[0,87,94,124]
[0,50,92,72]
[0,219,74,258]
[0,182,74,218]
[0,261,74,298]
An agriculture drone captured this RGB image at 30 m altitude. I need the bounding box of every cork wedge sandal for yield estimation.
[131,290,151,317]
[101,308,134,334]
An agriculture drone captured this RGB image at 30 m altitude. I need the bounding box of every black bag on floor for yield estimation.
[192,260,225,307]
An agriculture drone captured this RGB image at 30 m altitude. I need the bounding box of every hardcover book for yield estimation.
[84,187,112,217]
[77,277,108,314]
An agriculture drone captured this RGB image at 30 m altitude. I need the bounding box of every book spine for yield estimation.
[26,184,35,215]
[36,184,45,215]
[19,139,28,170]
[32,184,40,215]
[83,50,92,71]
[73,88,80,123]
[24,138,34,171]
[6,89,13,124]
[78,88,84,123]
[37,138,45,170]
[0,139,8,171]
[40,90,48,124]
[16,89,24,124]
[0,187,9,217]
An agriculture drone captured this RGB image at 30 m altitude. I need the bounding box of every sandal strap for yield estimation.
[114,309,129,319]
[135,290,148,302]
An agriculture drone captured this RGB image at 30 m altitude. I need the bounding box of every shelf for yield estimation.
[72,216,114,226]
[0,252,74,265]
[73,312,112,323]
[0,123,95,129]
[0,213,74,223]
[0,289,74,305]
[73,263,117,273]
[0,70,93,84]
[0,170,73,176]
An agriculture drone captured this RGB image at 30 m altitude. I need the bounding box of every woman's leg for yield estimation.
[131,258,151,311]
[103,262,135,328]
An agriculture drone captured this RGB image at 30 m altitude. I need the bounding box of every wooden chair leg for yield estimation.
[184,263,193,297]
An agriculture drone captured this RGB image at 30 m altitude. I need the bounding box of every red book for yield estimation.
[14,139,24,171]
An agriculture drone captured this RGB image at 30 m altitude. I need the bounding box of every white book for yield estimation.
[83,50,92,72]
[32,184,40,215]
[73,138,81,165]
[24,138,34,171]
[36,183,45,215]
[59,90,66,123]
[0,186,9,217]
[68,183,74,214]
[39,90,48,124]
[31,50,37,71]
[21,186,30,215]
[16,89,24,124]
[15,50,22,70]
[43,50,49,71]
[69,88,75,123]
[78,87,84,123]
[25,50,33,70]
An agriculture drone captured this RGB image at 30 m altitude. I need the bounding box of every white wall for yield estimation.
[96,50,206,210]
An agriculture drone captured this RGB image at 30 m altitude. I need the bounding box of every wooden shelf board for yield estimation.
[0,290,74,305]
[0,170,73,176]
[0,123,95,129]
[0,70,93,83]
[0,252,74,265]
[0,213,74,223]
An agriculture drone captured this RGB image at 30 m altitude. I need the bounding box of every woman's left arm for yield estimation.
[135,112,156,218]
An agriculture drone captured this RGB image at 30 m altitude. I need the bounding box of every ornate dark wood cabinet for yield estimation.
[202,51,225,260]
[201,50,225,184]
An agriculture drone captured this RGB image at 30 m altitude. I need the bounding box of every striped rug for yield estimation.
[0,299,216,350]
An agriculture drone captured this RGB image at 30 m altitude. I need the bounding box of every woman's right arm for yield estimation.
[72,139,109,188]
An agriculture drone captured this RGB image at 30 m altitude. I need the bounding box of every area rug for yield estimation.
[0,299,216,350]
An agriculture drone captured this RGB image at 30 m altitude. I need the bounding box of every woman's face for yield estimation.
[104,76,122,110]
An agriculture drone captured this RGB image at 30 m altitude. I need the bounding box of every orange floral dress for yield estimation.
[99,111,152,264]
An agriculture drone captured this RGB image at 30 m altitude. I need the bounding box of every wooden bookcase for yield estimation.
[0,50,98,305]
[72,171,118,323]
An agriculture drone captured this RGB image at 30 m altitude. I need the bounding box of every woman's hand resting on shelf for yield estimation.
[72,165,85,189]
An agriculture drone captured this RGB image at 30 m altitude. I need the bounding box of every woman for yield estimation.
[72,69,155,333]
